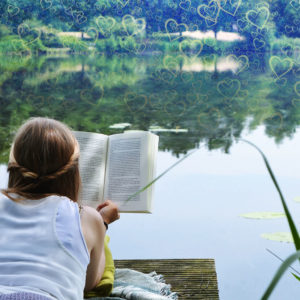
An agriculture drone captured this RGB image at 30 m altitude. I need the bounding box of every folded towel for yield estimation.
[85,268,178,300]
[84,236,177,300]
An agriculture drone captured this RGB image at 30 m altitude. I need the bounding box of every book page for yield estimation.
[73,131,108,207]
[104,131,152,212]
[147,133,159,212]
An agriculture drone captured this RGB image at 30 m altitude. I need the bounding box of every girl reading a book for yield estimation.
[0,117,119,300]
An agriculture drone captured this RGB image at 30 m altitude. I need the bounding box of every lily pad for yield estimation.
[293,196,300,203]
[239,212,285,219]
[261,232,294,243]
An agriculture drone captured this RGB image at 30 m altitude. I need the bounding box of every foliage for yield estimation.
[0,0,299,54]
[262,250,300,299]
[58,36,89,52]
[0,36,28,53]
[0,24,12,38]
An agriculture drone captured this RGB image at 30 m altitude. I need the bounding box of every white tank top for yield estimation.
[0,194,88,300]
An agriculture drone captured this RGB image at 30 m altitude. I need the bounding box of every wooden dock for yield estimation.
[115,259,219,300]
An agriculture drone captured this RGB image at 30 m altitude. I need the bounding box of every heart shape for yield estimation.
[160,69,176,83]
[246,7,270,29]
[204,38,216,47]
[95,3,106,12]
[186,93,197,105]
[117,0,129,7]
[197,112,209,127]
[294,81,300,96]
[269,56,294,78]
[122,15,146,36]
[85,27,99,42]
[192,81,203,91]
[292,98,300,107]
[168,0,177,9]
[96,16,116,36]
[189,24,199,31]
[236,89,249,99]
[280,44,293,56]
[197,0,220,22]
[124,93,147,113]
[290,0,300,10]
[134,42,147,54]
[163,55,183,75]
[203,54,216,64]
[60,0,74,9]
[165,19,188,41]
[164,101,186,118]
[120,37,146,54]
[285,25,295,34]
[18,23,41,45]
[217,79,241,99]
[73,11,87,25]
[253,38,266,50]
[149,93,163,109]
[187,93,208,106]
[293,63,300,76]
[7,4,20,16]
[40,0,52,10]
[226,54,249,74]
[181,71,194,82]
[179,39,203,57]
[80,86,104,106]
[10,39,26,52]
[219,0,241,16]
[197,94,208,105]
[294,18,300,25]
[179,0,191,11]
[274,77,287,86]
[237,18,248,31]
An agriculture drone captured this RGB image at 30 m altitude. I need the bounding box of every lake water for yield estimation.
[0,52,300,299]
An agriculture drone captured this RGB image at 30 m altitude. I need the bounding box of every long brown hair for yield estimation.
[1,117,81,203]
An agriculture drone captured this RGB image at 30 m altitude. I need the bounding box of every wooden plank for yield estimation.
[115,259,219,300]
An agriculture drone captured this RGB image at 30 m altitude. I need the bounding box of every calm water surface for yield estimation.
[0,52,300,299]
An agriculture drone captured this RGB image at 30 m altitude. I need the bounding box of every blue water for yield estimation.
[107,126,300,300]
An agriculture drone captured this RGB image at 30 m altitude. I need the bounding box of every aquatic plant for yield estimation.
[239,139,300,299]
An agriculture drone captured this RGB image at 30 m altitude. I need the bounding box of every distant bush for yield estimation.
[96,35,142,54]
[27,38,48,53]
[271,36,300,56]
[0,36,28,54]
[42,34,63,48]
[59,35,89,52]
[96,36,121,53]
[40,27,63,48]
[0,25,12,38]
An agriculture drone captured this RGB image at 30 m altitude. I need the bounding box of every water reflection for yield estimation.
[0,51,299,162]
[181,56,241,72]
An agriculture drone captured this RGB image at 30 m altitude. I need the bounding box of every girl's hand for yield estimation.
[96,200,120,224]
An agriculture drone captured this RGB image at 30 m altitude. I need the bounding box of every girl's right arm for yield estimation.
[80,201,119,292]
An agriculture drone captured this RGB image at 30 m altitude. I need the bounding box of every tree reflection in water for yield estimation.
[0,51,299,162]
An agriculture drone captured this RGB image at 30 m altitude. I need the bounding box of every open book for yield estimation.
[73,130,159,213]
